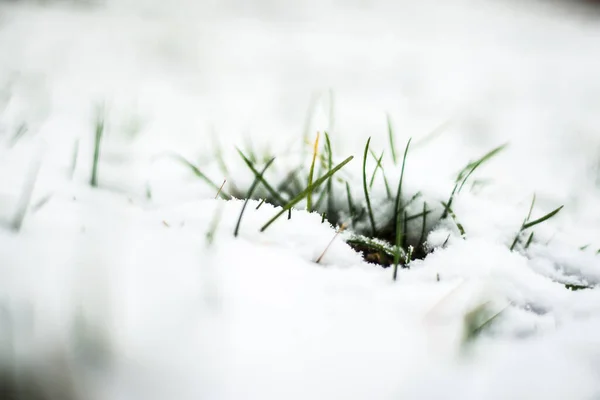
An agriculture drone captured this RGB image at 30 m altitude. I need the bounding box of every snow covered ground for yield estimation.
[1,0,600,399]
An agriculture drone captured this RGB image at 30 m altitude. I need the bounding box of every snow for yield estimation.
[1,0,600,398]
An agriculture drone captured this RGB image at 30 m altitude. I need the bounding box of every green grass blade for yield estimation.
[413,120,452,149]
[206,202,225,247]
[362,137,377,236]
[522,205,564,230]
[441,201,466,236]
[393,138,412,281]
[345,181,356,228]
[443,144,507,218]
[387,113,397,164]
[307,132,320,212]
[369,149,392,198]
[369,150,384,188]
[325,132,335,219]
[524,231,535,249]
[419,202,428,251]
[11,153,42,232]
[526,194,536,222]
[237,148,286,205]
[260,155,354,232]
[457,144,507,193]
[90,113,104,188]
[166,153,232,200]
[69,139,79,180]
[235,157,276,237]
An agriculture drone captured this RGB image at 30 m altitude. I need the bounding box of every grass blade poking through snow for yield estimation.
[442,144,507,219]
[510,193,563,251]
[325,132,335,219]
[369,149,392,198]
[237,148,286,205]
[393,138,412,281]
[362,137,377,236]
[307,132,320,212]
[260,155,354,232]
[90,111,104,188]
[316,223,347,264]
[235,158,276,237]
[387,113,397,165]
[165,153,232,200]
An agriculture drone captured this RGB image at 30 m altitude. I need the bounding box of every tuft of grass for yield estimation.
[392,138,412,281]
[260,155,354,232]
[235,158,276,237]
[510,194,563,251]
[90,111,105,188]
[362,137,377,236]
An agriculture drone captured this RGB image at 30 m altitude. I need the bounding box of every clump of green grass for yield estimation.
[162,108,565,284]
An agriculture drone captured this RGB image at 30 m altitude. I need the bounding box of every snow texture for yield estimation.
[1,0,600,399]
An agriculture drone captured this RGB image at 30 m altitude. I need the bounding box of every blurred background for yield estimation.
[2,0,600,233]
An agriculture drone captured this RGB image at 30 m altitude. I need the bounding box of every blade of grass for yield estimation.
[369,149,392,198]
[164,153,231,200]
[441,201,466,236]
[237,148,286,205]
[511,194,537,250]
[11,151,43,231]
[307,132,320,212]
[386,113,397,164]
[524,232,535,249]
[316,222,347,264]
[362,138,377,236]
[393,138,412,281]
[443,144,507,218]
[235,158,276,237]
[69,139,79,180]
[369,150,384,188]
[325,132,335,219]
[419,202,428,251]
[260,155,354,232]
[345,181,356,228]
[206,202,225,247]
[8,123,28,148]
[413,119,452,149]
[90,112,104,188]
[215,179,227,199]
[457,144,507,193]
[522,205,564,229]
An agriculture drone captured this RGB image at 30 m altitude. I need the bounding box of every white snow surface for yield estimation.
[1,0,600,399]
